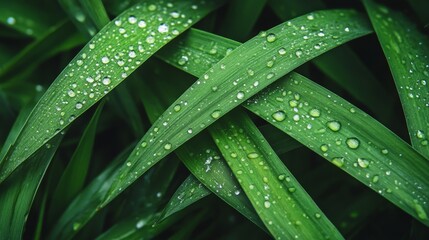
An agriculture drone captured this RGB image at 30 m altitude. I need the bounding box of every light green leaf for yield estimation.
[210,110,342,239]
[364,0,429,159]
[0,0,223,183]
[244,72,429,226]
[103,9,372,208]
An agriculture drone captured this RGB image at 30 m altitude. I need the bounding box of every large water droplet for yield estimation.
[236,91,245,100]
[248,152,259,159]
[272,110,286,122]
[357,158,369,168]
[346,137,360,149]
[264,201,271,208]
[102,77,111,85]
[164,143,172,150]
[67,90,76,97]
[158,23,169,33]
[266,33,276,43]
[211,110,221,119]
[326,121,341,132]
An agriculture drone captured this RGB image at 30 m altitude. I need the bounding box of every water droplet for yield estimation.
[67,90,76,97]
[344,27,350,32]
[178,55,188,65]
[381,149,389,155]
[416,130,425,139]
[146,36,155,44]
[158,23,169,33]
[266,60,274,68]
[272,110,286,122]
[266,73,275,79]
[372,175,379,183]
[332,157,345,167]
[248,153,259,159]
[326,121,341,132]
[187,128,193,134]
[346,137,360,149]
[102,77,111,85]
[170,11,180,18]
[126,162,132,166]
[357,158,369,168]
[266,33,276,43]
[136,219,146,229]
[309,108,321,118]
[86,77,94,83]
[293,114,300,121]
[137,20,147,28]
[264,201,271,208]
[73,222,81,231]
[173,104,181,112]
[247,69,254,76]
[141,141,147,148]
[278,48,286,55]
[320,144,328,152]
[211,110,221,119]
[289,100,298,107]
[101,56,109,64]
[236,91,245,100]
[129,51,136,58]
[278,174,286,181]
[414,201,428,220]
[75,102,83,109]
[295,50,303,58]
[6,17,16,25]
[307,15,314,20]
[164,143,172,150]
[288,187,296,193]
[128,15,137,24]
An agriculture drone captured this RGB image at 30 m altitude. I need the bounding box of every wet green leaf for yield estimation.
[0,0,223,183]
[364,0,429,159]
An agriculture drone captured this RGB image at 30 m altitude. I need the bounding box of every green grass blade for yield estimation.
[157,26,429,226]
[0,1,52,38]
[0,0,222,183]
[159,175,210,221]
[210,110,342,239]
[104,9,372,207]
[138,65,266,229]
[363,0,429,159]
[244,72,429,226]
[268,0,392,120]
[48,101,104,220]
[79,0,111,29]
[59,0,99,37]
[0,135,62,239]
[0,21,77,81]
[220,0,267,41]
[48,144,133,240]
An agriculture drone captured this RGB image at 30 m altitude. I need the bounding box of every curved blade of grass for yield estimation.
[0,1,51,38]
[157,26,429,226]
[243,72,429,226]
[0,21,78,81]
[220,0,267,41]
[269,0,392,120]
[49,101,104,221]
[0,0,222,183]
[104,9,372,206]
[210,110,343,239]
[0,134,62,239]
[48,144,134,240]
[160,175,210,221]
[59,0,99,37]
[363,0,429,159]
[79,0,110,30]
[138,65,266,229]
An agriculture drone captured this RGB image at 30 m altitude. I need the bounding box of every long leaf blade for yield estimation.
[363,0,429,159]
[0,0,222,183]
[103,9,372,207]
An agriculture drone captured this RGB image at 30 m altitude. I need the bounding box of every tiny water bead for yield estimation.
[128,15,137,24]
[75,102,83,109]
[272,110,286,122]
[266,33,276,43]
[264,201,271,208]
[320,144,329,152]
[346,137,360,149]
[173,104,181,112]
[278,48,286,55]
[101,56,110,64]
[164,143,172,150]
[326,120,341,132]
[138,20,147,28]
[158,23,169,33]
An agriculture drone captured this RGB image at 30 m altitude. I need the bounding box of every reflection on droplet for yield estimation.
[326,121,341,132]
[346,138,360,149]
